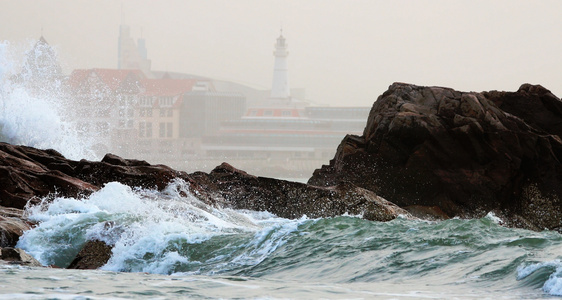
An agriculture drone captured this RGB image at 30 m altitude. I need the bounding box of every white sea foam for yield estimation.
[484,211,504,224]
[517,259,562,296]
[0,40,97,160]
[17,179,303,274]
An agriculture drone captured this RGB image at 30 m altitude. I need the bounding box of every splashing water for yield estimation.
[0,40,97,160]
[14,178,562,298]
[518,260,562,296]
[17,179,306,275]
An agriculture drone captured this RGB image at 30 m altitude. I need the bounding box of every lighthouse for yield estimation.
[270,30,291,100]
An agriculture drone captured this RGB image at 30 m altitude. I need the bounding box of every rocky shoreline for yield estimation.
[310,83,562,232]
[1,83,561,269]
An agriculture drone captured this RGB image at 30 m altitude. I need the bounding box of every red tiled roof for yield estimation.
[94,69,144,91]
[67,69,90,89]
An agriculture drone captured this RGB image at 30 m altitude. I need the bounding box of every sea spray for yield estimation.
[17,179,308,274]
[0,40,97,160]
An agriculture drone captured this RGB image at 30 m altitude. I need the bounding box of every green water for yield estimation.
[6,216,560,299]
[9,182,562,299]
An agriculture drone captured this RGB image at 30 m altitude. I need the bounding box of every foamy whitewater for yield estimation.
[1,41,561,299]
[0,41,97,161]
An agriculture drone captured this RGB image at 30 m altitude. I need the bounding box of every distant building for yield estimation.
[118,25,152,78]
[180,90,246,140]
[197,33,371,176]
[202,106,369,166]
[12,36,64,94]
[133,77,210,160]
[64,68,219,159]
[66,68,145,154]
[60,27,371,177]
[270,31,291,100]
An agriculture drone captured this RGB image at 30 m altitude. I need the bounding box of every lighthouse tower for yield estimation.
[270,30,291,100]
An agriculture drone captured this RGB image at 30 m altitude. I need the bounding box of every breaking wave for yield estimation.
[15,179,562,298]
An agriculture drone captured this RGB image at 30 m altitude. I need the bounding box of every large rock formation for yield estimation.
[0,141,408,264]
[191,163,409,221]
[0,143,193,211]
[309,83,562,232]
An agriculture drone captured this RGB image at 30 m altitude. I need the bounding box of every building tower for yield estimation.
[22,36,62,79]
[117,25,152,77]
[270,30,290,100]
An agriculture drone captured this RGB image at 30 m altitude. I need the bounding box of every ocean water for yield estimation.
[5,180,561,299]
[1,40,561,299]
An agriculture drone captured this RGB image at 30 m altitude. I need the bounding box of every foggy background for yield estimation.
[2,0,562,179]
[2,0,562,106]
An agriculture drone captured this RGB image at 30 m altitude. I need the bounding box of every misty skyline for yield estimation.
[2,0,562,106]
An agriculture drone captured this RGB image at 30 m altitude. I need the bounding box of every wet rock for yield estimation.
[190,163,410,221]
[67,239,113,270]
[0,207,31,247]
[309,83,562,231]
[0,143,99,209]
[0,142,194,245]
[0,247,42,267]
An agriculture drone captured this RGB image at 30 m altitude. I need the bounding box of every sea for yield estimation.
[1,40,561,300]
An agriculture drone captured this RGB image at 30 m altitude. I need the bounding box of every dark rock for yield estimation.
[0,207,31,247]
[309,83,562,232]
[67,239,113,270]
[0,143,193,244]
[0,143,99,209]
[190,163,409,221]
[0,247,42,267]
[73,158,186,191]
[0,143,192,209]
[101,153,151,167]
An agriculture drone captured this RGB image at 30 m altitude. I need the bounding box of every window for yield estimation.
[128,108,134,117]
[159,109,166,117]
[127,120,134,128]
[146,109,153,117]
[282,110,292,117]
[139,109,145,117]
[167,109,173,117]
[264,110,273,116]
[159,122,166,137]
[167,122,173,138]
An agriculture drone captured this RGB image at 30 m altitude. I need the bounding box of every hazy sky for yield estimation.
[1,0,562,106]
